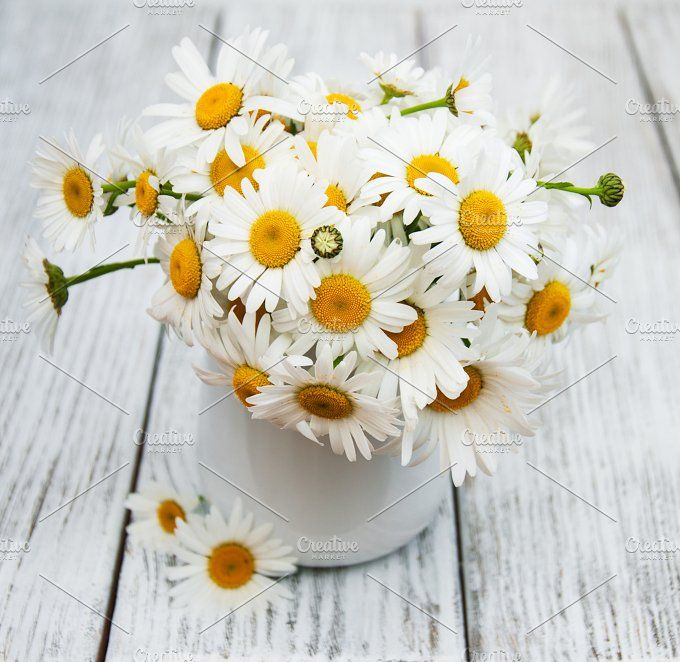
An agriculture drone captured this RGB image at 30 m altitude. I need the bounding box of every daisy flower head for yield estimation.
[125,481,198,552]
[411,140,548,302]
[293,73,381,136]
[249,344,401,461]
[273,218,418,360]
[387,306,548,486]
[148,205,222,346]
[366,258,482,464]
[360,51,427,105]
[207,164,343,315]
[21,237,67,354]
[31,130,106,252]
[439,35,493,124]
[168,499,296,612]
[173,111,294,216]
[501,76,593,177]
[194,309,306,410]
[497,237,604,361]
[585,222,622,291]
[361,109,482,223]
[145,30,299,164]
[109,125,181,254]
[292,131,381,224]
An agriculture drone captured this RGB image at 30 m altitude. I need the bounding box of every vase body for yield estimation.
[197,371,448,567]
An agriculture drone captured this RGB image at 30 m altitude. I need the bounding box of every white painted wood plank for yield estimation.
[622,1,680,188]
[422,1,680,659]
[105,2,466,660]
[0,4,219,661]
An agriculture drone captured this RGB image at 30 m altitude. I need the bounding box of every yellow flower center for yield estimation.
[297,385,353,419]
[169,238,202,299]
[195,83,243,130]
[384,306,427,358]
[428,365,483,413]
[232,364,270,408]
[62,166,94,218]
[249,210,302,268]
[311,274,371,333]
[156,499,186,534]
[208,543,255,589]
[458,190,507,251]
[326,92,362,120]
[307,141,318,158]
[324,184,348,212]
[406,154,459,195]
[135,169,158,217]
[452,77,470,95]
[524,281,571,336]
[210,145,264,196]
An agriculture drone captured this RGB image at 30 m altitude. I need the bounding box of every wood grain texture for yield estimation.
[421,1,680,659]
[0,4,218,662]
[105,2,466,661]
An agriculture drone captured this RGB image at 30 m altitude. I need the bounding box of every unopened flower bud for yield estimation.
[312,225,343,258]
[597,173,624,207]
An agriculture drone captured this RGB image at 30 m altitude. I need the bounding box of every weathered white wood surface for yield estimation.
[1,0,679,660]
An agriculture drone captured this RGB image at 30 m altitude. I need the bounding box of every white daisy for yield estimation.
[361,109,481,223]
[109,125,180,254]
[273,218,418,360]
[173,111,294,222]
[144,30,299,164]
[21,237,66,354]
[496,238,603,360]
[385,307,548,486]
[292,131,380,224]
[501,77,593,177]
[423,35,493,124]
[148,206,222,346]
[194,309,307,410]
[292,72,381,135]
[249,345,401,461]
[360,51,427,104]
[411,140,548,301]
[168,499,296,612]
[207,164,342,315]
[585,222,622,290]
[125,481,198,552]
[31,131,106,252]
[366,260,482,464]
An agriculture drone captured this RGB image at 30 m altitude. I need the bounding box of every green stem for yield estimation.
[102,180,137,193]
[537,181,602,197]
[400,97,447,116]
[65,258,160,288]
[159,186,203,202]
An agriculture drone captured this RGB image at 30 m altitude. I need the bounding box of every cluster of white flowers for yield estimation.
[23,28,623,485]
[125,483,296,613]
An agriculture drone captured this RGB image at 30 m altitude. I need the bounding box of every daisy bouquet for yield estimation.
[24,28,624,486]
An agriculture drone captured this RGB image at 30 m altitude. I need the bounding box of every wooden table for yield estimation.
[1,0,679,659]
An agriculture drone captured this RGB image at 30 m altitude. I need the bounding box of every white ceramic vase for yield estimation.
[197,370,448,567]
